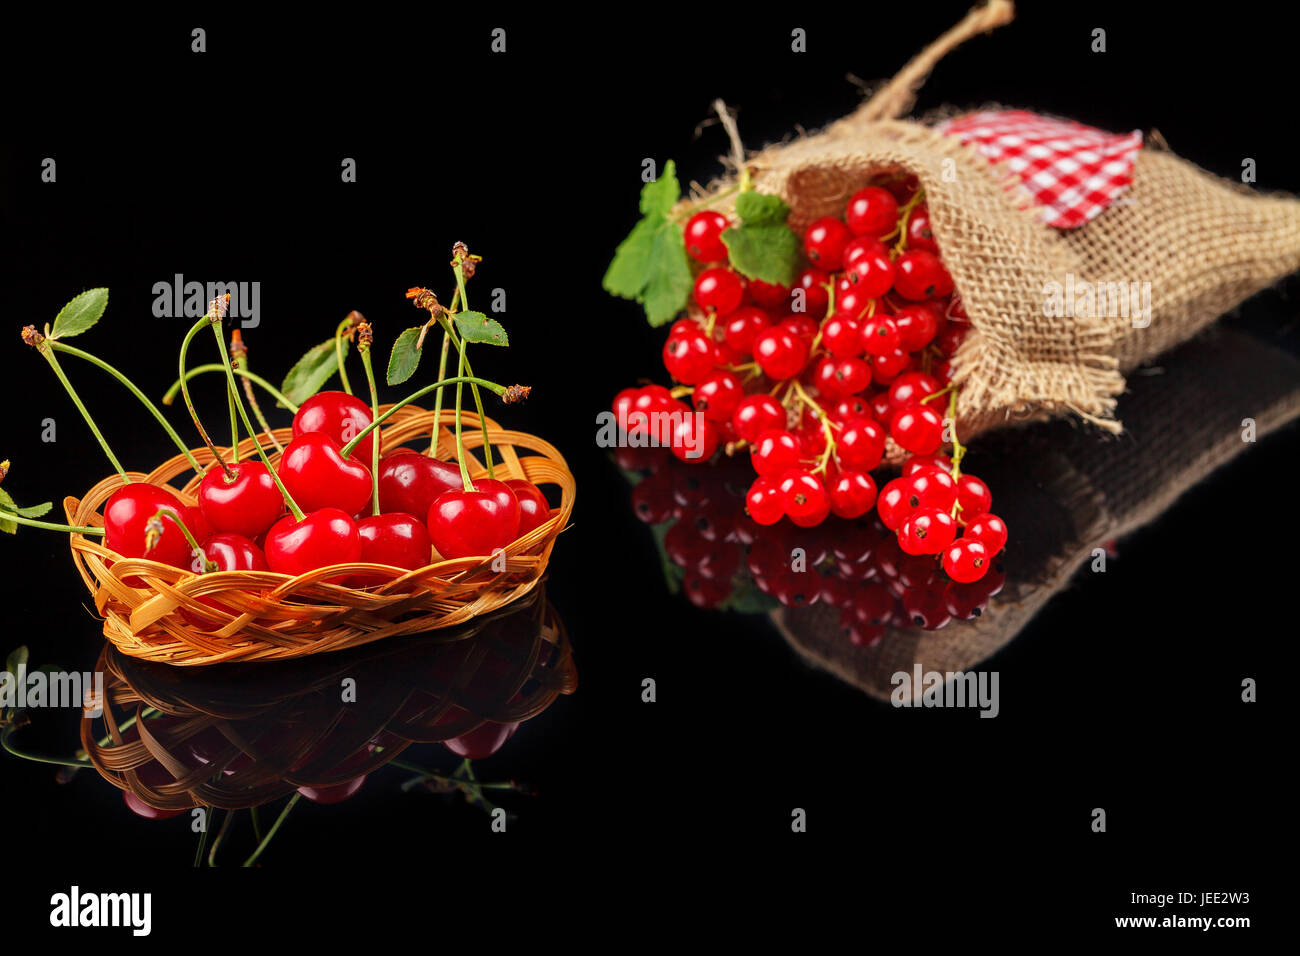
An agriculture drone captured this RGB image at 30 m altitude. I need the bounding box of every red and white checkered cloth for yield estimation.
[936,110,1143,229]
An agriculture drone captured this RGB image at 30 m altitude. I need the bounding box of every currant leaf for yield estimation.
[280,338,348,408]
[454,311,509,347]
[721,191,800,286]
[5,645,28,677]
[50,288,109,340]
[387,327,424,386]
[603,160,692,327]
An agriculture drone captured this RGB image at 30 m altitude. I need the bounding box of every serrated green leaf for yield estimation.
[15,501,51,519]
[5,646,28,677]
[639,159,681,217]
[721,221,801,286]
[280,338,347,407]
[387,327,424,386]
[0,489,17,534]
[50,288,109,340]
[454,311,508,347]
[605,161,692,327]
[734,190,791,226]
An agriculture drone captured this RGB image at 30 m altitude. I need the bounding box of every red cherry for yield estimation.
[377,447,463,518]
[723,306,772,354]
[694,267,745,316]
[278,432,372,516]
[184,505,212,546]
[803,217,852,268]
[197,460,284,538]
[428,480,521,559]
[204,532,268,571]
[732,394,788,443]
[444,721,520,759]
[828,471,877,519]
[684,210,729,262]
[353,513,432,583]
[298,776,367,805]
[265,508,362,578]
[893,249,954,300]
[293,390,380,466]
[103,485,194,582]
[505,479,552,536]
[963,512,1008,554]
[845,185,900,237]
[956,474,993,516]
[890,403,945,455]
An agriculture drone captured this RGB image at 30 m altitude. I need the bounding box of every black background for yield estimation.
[0,2,1291,938]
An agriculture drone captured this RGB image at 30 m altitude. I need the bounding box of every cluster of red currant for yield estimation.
[619,445,1005,644]
[612,175,1006,586]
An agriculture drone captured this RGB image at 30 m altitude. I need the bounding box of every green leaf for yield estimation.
[5,646,28,677]
[15,501,51,518]
[387,327,424,386]
[280,338,347,407]
[603,160,692,327]
[734,190,791,226]
[454,311,508,347]
[721,222,801,286]
[50,288,109,340]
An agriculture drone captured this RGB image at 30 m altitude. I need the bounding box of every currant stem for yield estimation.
[180,316,235,480]
[791,381,837,474]
[207,315,306,521]
[35,345,128,481]
[334,316,355,396]
[228,331,284,455]
[357,329,382,516]
[339,378,510,458]
[48,341,203,473]
[0,512,104,535]
[163,365,298,414]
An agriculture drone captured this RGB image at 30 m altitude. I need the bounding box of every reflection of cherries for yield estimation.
[198,461,284,538]
[292,390,380,464]
[428,480,520,559]
[277,432,373,516]
[444,721,519,759]
[377,448,462,518]
[265,508,362,577]
[298,775,367,804]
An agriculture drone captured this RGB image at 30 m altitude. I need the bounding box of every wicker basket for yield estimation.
[62,404,575,666]
[81,587,575,811]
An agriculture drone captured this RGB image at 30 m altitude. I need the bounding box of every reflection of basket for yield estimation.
[80,588,577,811]
[62,404,575,666]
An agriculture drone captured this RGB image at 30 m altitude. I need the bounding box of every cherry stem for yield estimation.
[427,288,460,457]
[163,365,298,414]
[242,793,300,868]
[207,315,306,521]
[0,512,104,535]
[48,341,202,473]
[147,507,215,571]
[226,381,240,464]
[228,331,284,455]
[180,315,236,480]
[450,259,496,479]
[338,375,510,459]
[334,316,355,396]
[357,333,382,516]
[453,338,473,491]
[34,342,128,481]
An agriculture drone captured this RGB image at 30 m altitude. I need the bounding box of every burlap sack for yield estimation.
[678,1,1300,443]
[773,326,1300,702]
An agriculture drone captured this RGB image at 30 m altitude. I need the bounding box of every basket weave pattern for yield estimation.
[63,405,574,666]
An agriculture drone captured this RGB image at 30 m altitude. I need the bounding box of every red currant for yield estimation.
[748,277,791,311]
[835,417,886,471]
[834,286,874,322]
[891,304,940,352]
[893,249,953,300]
[820,315,863,357]
[684,210,729,262]
[828,470,877,519]
[794,267,831,317]
[746,476,785,525]
[905,468,958,512]
[904,204,938,253]
[779,470,830,527]
[942,538,990,583]
[723,305,772,354]
[898,507,957,556]
[902,452,953,477]
[750,429,802,478]
[955,474,993,516]
[870,348,910,384]
[694,267,745,316]
[890,403,945,455]
[845,185,900,237]
[842,239,895,297]
[803,217,853,268]
[732,394,787,443]
[963,513,1008,554]
[752,326,808,380]
[662,329,716,385]
[693,370,744,423]
[860,315,901,356]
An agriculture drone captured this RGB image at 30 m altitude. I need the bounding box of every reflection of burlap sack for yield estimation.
[773,328,1300,701]
[679,2,1300,441]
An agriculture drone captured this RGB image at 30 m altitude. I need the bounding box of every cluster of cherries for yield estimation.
[103,388,552,600]
[612,174,1007,587]
[620,445,1005,644]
